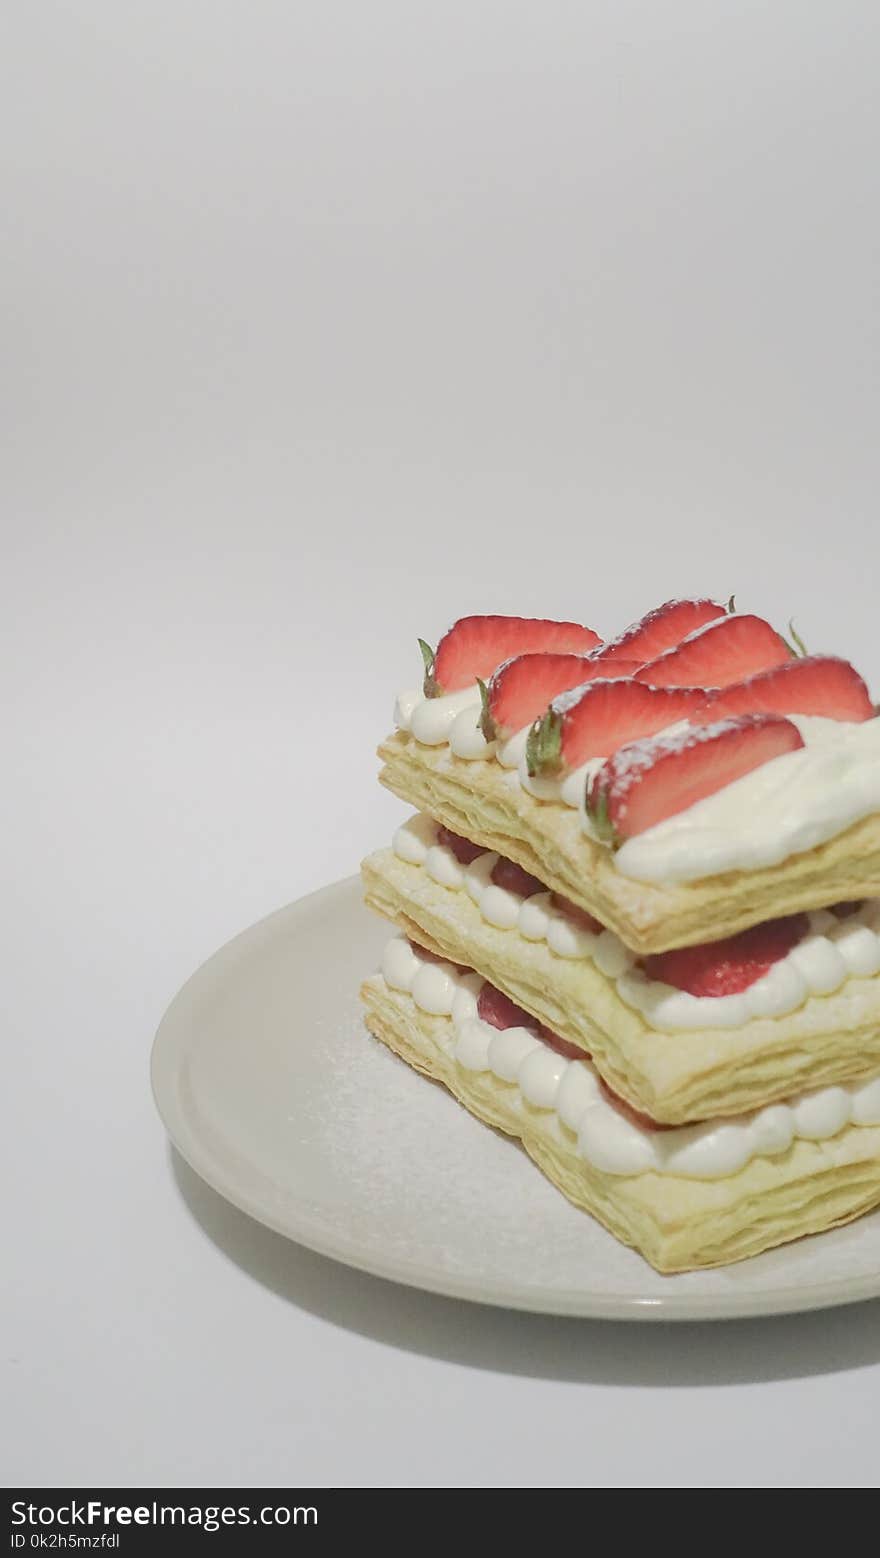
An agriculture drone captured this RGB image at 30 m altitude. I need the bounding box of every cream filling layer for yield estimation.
[392,814,880,1032]
[379,935,880,1179]
[393,684,880,886]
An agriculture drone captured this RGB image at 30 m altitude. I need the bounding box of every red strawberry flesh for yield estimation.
[490,857,545,897]
[428,615,602,695]
[527,679,704,775]
[537,1025,588,1061]
[588,714,804,841]
[599,598,726,664]
[477,977,669,1113]
[477,984,540,1032]
[635,613,792,689]
[598,1078,669,1132]
[484,651,641,740]
[641,914,809,996]
[476,986,666,1122]
[693,656,875,725]
[551,893,603,933]
[476,981,585,1060]
[436,825,484,864]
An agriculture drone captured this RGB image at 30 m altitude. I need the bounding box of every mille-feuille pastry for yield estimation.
[363,820,880,1124]
[361,601,880,1271]
[361,937,880,1273]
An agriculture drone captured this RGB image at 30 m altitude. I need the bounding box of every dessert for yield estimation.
[360,603,880,1271]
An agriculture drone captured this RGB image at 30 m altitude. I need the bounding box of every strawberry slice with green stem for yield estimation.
[599,598,728,664]
[693,655,875,725]
[419,615,602,697]
[586,713,804,844]
[479,649,642,742]
[526,679,704,777]
[634,613,792,689]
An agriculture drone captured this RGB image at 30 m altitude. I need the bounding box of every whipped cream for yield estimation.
[394,684,601,806]
[615,714,880,884]
[393,813,630,969]
[394,684,486,747]
[379,935,880,1178]
[391,814,880,1030]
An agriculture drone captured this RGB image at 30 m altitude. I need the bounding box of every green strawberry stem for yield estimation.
[418,638,439,698]
[476,679,495,741]
[784,620,809,658]
[584,781,617,845]
[525,709,563,777]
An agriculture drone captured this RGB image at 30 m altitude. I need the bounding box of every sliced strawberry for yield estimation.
[641,914,809,997]
[481,650,642,741]
[551,893,603,933]
[476,981,586,1059]
[586,714,804,842]
[436,826,484,865]
[526,679,703,776]
[490,857,545,897]
[477,984,539,1032]
[830,900,864,918]
[599,598,727,664]
[598,1078,669,1132]
[635,614,792,688]
[421,616,602,696]
[536,1025,588,1061]
[694,656,875,724]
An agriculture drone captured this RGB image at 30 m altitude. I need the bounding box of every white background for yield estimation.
[4,1,880,1488]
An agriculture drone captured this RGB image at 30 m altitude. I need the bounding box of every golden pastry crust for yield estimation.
[362,848,880,1124]
[378,732,880,954]
[361,975,880,1273]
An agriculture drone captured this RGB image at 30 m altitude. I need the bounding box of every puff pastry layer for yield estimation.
[362,848,880,1124]
[361,975,880,1272]
[378,732,880,954]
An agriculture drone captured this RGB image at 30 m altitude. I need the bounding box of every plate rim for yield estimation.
[151,875,880,1322]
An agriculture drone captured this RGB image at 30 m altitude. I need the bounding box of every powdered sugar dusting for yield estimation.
[651,613,740,652]
[600,598,725,658]
[604,714,800,793]
[550,676,642,718]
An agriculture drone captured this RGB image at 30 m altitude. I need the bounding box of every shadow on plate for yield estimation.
[171,1148,880,1386]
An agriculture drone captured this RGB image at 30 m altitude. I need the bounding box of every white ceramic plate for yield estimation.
[152,877,880,1320]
